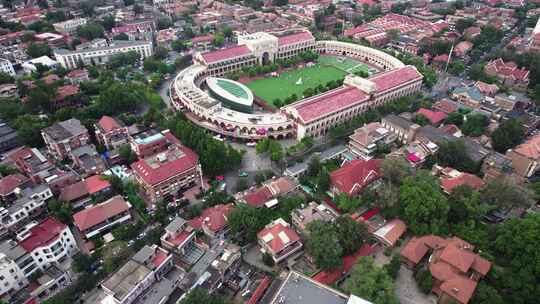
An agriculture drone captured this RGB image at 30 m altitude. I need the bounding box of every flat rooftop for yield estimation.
[270,271,348,304]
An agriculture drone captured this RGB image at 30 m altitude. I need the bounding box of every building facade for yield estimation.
[54,40,153,69]
[53,18,87,34]
[41,118,90,160]
[0,58,15,76]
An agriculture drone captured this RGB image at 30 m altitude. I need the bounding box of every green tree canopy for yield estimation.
[306,220,343,271]
[344,256,399,304]
[399,171,449,235]
[490,118,524,153]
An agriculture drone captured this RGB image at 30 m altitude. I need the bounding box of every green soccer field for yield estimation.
[246,64,347,106]
[318,55,370,75]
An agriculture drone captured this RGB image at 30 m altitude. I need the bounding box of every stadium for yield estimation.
[170,31,424,140]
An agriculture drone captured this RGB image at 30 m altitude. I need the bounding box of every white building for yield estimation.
[0,184,53,230]
[0,58,15,76]
[53,18,87,35]
[0,252,28,299]
[53,40,153,69]
[17,218,78,272]
[21,56,58,74]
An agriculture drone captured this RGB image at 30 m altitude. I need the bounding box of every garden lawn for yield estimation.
[246,64,346,107]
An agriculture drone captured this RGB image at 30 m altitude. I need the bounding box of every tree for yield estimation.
[383,254,401,279]
[306,155,321,177]
[48,199,73,224]
[179,288,229,304]
[306,220,343,271]
[133,4,143,15]
[447,185,488,224]
[172,40,188,52]
[380,157,411,185]
[386,29,400,41]
[213,34,224,47]
[335,192,362,212]
[157,18,172,30]
[415,268,433,294]
[445,112,464,126]
[222,26,233,39]
[114,32,129,40]
[262,252,275,267]
[228,204,272,244]
[471,281,504,304]
[455,18,476,33]
[491,118,524,153]
[335,216,368,255]
[344,256,399,304]
[119,145,137,164]
[72,253,95,273]
[26,42,51,58]
[236,177,249,192]
[100,15,116,31]
[461,114,488,136]
[436,139,479,174]
[399,171,449,235]
[272,0,288,6]
[316,168,331,192]
[492,214,540,303]
[77,23,105,40]
[0,165,17,176]
[0,72,13,85]
[481,176,533,210]
[154,46,169,60]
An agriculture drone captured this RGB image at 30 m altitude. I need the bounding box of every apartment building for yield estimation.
[0,252,28,300]
[73,195,132,238]
[0,58,15,76]
[94,116,129,150]
[41,118,90,160]
[0,184,52,231]
[54,40,153,69]
[348,122,395,160]
[53,18,87,35]
[130,130,200,204]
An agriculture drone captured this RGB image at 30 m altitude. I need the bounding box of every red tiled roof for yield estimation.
[97,116,122,133]
[440,276,478,304]
[373,219,407,246]
[370,66,423,93]
[201,45,252,64]
[246,276,272,304]
[190,203,234,233]
[257,220,300,253]
[131,133,198,186]
[66,69,88,79]
[330,159,381,196]
[152,248,169,268]
[433,99,458,114]
[85,175,111,194]
[293,86,369,124]
[484,58,529,81]
[56,84,79,100]
[440,173,485,193]
[73,195,130,232]
[19,218,67,252]
[277,31,314,46]
[166,229,194,247]
[243,187,273,208]
[0,174,28,196]
[433,53,450,63]
[440,124,461,136]
[512,133,540,159]
[191,34,214,43]
[417,108,448,125]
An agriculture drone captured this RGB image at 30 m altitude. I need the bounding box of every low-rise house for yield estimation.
[494,94,531,112]
[53,84,81,110]
[66,69,89,84]
[433,99,460,114]
[348,122,395,160]
[189,203,234,239]
[8,147,58,184]
[95,116,130,151]
[0,184,52,231]
[100,245,177,304]
[235,177,297,208]
[200,243,241,293]
[484,58,529,89]
[506,133,540,178]
[463,26,481,40]
[291,202,338,233]
[436,166,485,194]
[41,118,90,160]
[381,114,420,143]
[454,41,473,58]
[71,145,106,176]
[330,159,382,197]
[451,86,485,108]
[474,81,499,96]
[27,265,72,302]
[73,195,132,238]
[373,219,407,247]
[160,217,198,258]
[416,108,448,126]
[0,120,20,153]
[0,174,30,203]
[257,218,302,264]
[0,83,18,98]
[58,175,111,209]
[401,235,492,304]
[17,218,78,273]
[130,130,200,204]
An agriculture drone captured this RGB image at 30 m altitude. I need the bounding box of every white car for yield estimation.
[246,141,256,147]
